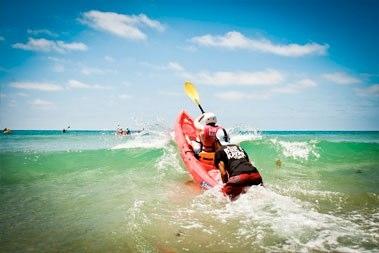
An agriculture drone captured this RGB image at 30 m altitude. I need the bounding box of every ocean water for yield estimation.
[1,128,378,252]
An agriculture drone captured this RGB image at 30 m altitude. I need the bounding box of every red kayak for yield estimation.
[174,111,221,189]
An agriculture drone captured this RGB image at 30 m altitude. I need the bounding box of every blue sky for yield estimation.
[0,0,378,130]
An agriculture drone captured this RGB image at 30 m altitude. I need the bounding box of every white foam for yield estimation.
[111,131,170,150]
[155,143,186,180]
[228,127,263,144]
[124,200,153,252]
[171,186,374,252]
[271,139,320,160]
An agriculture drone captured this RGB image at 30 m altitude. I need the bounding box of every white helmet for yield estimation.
[203,112,217,125]
[194,112,217,130]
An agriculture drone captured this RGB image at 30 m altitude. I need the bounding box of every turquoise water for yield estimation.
[1,130,378,252]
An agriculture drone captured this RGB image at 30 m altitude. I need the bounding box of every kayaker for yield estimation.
[213,131,263,201]
[3,128,12,134]
[116,125,124,135]
[189,112,229,165]
[62,126,70,133]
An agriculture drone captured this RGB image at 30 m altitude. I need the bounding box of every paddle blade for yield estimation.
[184,81,200,104]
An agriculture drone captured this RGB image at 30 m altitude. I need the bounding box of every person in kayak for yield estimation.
[62,126,70,133]
[213,130,263,201]
[188,112,229,165]
[3,128,12,134]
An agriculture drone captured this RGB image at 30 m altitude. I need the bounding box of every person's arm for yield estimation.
[218,161,228,183]
[215,150,229,183]
[185,135,192,145]
[185,136,201,154]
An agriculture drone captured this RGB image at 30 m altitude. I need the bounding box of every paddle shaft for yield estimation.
[197,103,205,114]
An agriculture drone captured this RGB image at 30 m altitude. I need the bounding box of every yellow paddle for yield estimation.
[184,81,205,113]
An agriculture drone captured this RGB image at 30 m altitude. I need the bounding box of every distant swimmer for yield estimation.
[3,128,12,134]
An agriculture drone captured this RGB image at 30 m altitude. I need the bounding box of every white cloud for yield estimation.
[67,79,110,90]
[215,78,317,101]
[215,91,271,101]
[10,82,63,91]
[59,41,87,51]
[17,93,29,97]
[81,67,105,75]
[272,78,317,94]
[178,45,197,52]
[157,62,284,86]
[67,80,91,89]
[191,31,328,57]
[355,84,379,97]
[31,99,54,108]
[104,55,115,62]
[47,56,66,62]
[27,29,58,37]
[118,94,132,99]
[193,69,284,86]
[322,72,361,85]
[215,91,247,100]
[141,61,185,73]
[81,66,117,75]
[166,62,184,72]
[12,37,88,53]
[80,10,164,40]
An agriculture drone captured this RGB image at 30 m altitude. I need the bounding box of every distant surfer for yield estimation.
[3,128,12,134]
[213,130,263,201]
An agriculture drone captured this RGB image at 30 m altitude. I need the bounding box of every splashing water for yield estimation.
[270,138,320,160]
[1,130,378,252]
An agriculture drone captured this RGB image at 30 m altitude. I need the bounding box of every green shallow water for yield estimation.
[1,131,379,252]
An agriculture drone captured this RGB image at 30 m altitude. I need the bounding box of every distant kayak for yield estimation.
[3,128,12,134]
[62,126,70,133]
[174,111,220,189]
[116,128,144,136]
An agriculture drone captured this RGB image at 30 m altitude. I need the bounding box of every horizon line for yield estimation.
[3,129,379,132]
